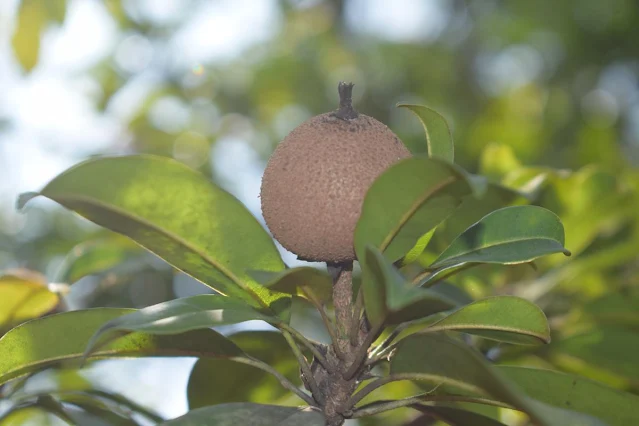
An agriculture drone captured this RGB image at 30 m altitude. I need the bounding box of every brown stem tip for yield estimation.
[333,82,358,121]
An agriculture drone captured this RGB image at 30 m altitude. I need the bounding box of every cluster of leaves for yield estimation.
[0,105,637,426]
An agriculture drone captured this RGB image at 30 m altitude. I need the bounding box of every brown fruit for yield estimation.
[260,83,411,263]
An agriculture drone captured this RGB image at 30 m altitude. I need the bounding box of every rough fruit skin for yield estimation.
[260,112,411,263]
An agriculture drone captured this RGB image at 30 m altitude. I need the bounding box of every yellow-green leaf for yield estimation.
[0,309,243,386]
[11,0,47,72]
[18,155,287,312]
[0,270,58,331]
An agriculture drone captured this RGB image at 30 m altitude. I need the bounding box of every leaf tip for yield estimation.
[16,192,39,211]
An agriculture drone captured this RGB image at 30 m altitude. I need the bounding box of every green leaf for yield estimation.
[85,295,280,355]
[355,157,473,262]
[424,296,550,345]
[0,308,243,386]
[411,405,508,426]
[11,0,47,72]
[0,407,53,425]
[161,403,325,426]
[251,268,332,304]
[397,103,454,162]
[479,143,522,181]
[440,183,528,243]
[431,206,570,270]
[583,294,639,328]
[0,271,59,331]
[390,333,604,426]
[362,246,457,328]
[55,392,140,426]
[45,0,67,24]
[56,236,144,284]
[551,327,639,381]
[400,228,436,266]
[499,366,639,426]
[18,155,287,311]
[188,331,302,408]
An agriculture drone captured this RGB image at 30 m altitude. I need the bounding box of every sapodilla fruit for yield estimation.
[260,82,411,263]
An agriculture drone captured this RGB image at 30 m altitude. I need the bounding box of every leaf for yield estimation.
[400,228,436,265]
[424,296,550,345]
[11,0,47,72]
[397,103,454,162]
[499,366,639,426]
[161,403,325,426]
[251,268,332,304]
[411,405,508,426]
[18,155,287,311]
[355,157,473,263]
[0,271,59,330]
[440,183,528,243]
[0,308,243,386]
[56,236,144,284]
[551,327,639,381]
[362,246,458,328]
[104,0,127,26]
[583,293,639,328]
[85,295,280,354]
[45,0,67,24]
[390,333,605,426]
[479,143,522,181]
[55,392,140,426]
[431,206,570,270]
[0,407,53,425]
[188,331,302,408]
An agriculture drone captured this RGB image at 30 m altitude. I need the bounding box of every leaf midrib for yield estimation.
[434,236,564,266]
[379,175,459,253]
[424,323,549,343]
[48,194,263,306]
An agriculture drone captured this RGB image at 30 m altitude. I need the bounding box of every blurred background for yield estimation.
[1,0,638,425]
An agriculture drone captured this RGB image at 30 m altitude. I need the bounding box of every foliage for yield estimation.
[2,99,637,425]
[2,1,639,425]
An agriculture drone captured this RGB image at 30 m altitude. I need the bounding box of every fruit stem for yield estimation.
[334,82,358,120]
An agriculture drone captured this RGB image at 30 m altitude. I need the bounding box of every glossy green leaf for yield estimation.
[432,206,570,269]
[390,333,604,426]
[424,296,550,345]
[355,157,473,262]
[0,308,243,386]
[56,236,144,284]
[11,0,47,72]
[440,182,528,243]
[362,246,457,328]
[86,295,279,354]
[551,327,639,381]
[251,268,332,304]
[499,366,639,426]
[161,403,325,426]
[18,155,287,310]
[0,271,59,330]
[188,331,302,408]
[397,103,454,162]
[411,405,507,426]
